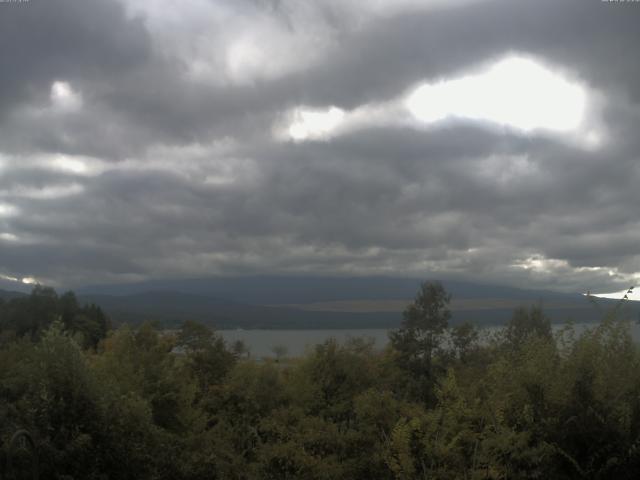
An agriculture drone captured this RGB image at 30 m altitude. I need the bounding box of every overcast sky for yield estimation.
[1,0,639,293]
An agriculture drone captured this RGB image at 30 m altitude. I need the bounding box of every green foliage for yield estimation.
[450,321,480,361]
[389,281,452,404]
[504,304,552,351]
[3,282,640,479]
[176,320,238,396]
[0,286,109,348]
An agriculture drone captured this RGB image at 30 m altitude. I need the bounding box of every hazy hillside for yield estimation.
[78,275,586,304]
[0,289,27,301]
[4,277,635,329]
[75,276,636,329]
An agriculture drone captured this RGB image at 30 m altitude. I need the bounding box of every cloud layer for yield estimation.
[1,0,639,293]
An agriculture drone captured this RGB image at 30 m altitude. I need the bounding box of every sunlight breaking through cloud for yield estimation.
[282,55,598,147]
[591,287,639,301]
[406,56,587,132]
[0,0,637,293]
[0,272,42,286]
[0,233,19,242]
[286,106,346,141]
[512,255,571,273]
[0,203,18,217]
[1,184,84,200]
[50,81,83,112]
[0,274,19,283]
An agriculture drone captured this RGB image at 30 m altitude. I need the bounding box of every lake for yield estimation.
[220,322,640,358]
[220,328,391,358]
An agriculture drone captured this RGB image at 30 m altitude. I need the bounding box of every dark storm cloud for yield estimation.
[0,0,150,114]
[274,0,640,108]
[0,0,639,293]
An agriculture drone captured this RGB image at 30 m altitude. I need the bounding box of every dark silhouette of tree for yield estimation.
[176,320,237,395]
[450,321,479,361]
[504,304,552,350]
[389,281,451,403]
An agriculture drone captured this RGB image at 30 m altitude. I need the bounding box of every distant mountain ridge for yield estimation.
[77,275,586,304]
[3,276,635,329]
[0,289,27,301]
[72,276,637,329]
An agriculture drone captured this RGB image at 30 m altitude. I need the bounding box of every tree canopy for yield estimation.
[2,283,640,479]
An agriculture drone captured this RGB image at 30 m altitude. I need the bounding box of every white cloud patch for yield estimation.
[513,255,572,273]
[0,203,19,217]
[285,106,346,141]
[125,0,341,85]
[279,100,407,142]
[221,0,480,84]
[0,273,20,283]
[406,56,587,133]
[0,0,637,292]
[510,255,640,293]
[50,81,83,112]
[280,55,601,148]
[222,17,334,84]
[591,287,639,301]
[1,184,84,200]
[50,155,93,175]
[0,232,19,242]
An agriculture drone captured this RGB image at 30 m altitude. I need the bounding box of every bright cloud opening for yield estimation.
[0,274,19,283]
[287,106,346,141]
[45,154,108,177]
[0,232,19,242]
[406,56,587,132]
[0,203,18,217]
[50,81,83,111]
[226,38,266,82]
[513,255,571,273]
[3,184,85,200]
[0,273,39,285]
[51,155,91,175]
[590,287,639,301]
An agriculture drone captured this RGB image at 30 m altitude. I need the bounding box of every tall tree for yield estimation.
[504,304,552,351]
[389,281,451,403]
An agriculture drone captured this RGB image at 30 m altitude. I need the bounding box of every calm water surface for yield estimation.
[220,329,390,358]
[220,322,640,358]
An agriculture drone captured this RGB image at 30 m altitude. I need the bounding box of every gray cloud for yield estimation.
[0,0,639,294]
[0,0,149,115]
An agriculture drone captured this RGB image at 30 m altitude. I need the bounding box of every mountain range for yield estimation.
[2,276,633,329]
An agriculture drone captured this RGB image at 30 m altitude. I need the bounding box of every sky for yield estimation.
[0,0,639,294]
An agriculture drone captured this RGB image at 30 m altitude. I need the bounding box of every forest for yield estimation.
[1,282,640,479]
